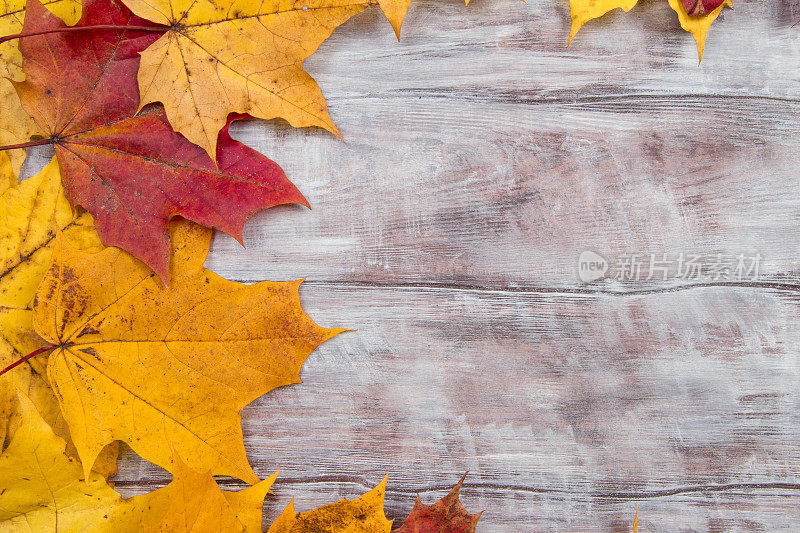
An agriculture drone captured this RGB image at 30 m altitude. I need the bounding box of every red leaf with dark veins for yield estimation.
[395,473,483,533]
[14,0,307,281]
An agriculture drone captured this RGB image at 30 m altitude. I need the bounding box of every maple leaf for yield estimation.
[378,0,470,39]
[268,476,392,532]
[0,159,101,368]
[123,0,372,159]
[0,0,80,178]
[0,158,101,445]
[0,158,119,477]
[14,0,308,281]
[0,153,13,189]
[0,392,275,530]
[2,366,121,478]
[681,0,724,16]
[394,473,482,533]
[0,153,11,189]
[0,84,35,178]
[567,0,730,61]
[666,0,731,61]
[567,0,638,45]
[143,455,277,532]
[0,391,125,530]
[32,218,342,483]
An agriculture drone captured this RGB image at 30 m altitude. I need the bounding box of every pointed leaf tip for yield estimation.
[395,473,481,533]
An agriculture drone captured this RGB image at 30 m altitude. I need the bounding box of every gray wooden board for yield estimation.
[22,0,800,530]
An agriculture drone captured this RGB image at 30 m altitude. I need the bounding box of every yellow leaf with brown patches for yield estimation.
[267,476,392,532]
[0,158,101,448]
[32,219,342,483]
[143,455,277,532]
[125,0,373,159]
[666,0,731,62]
[0,0,81,178]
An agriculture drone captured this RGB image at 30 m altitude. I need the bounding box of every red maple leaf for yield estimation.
[14,0,307,281]
[681,0,725,16]
[395,473,482,533]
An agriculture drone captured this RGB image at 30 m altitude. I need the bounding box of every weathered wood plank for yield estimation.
[113,284,800,530]
[216,92,800,291]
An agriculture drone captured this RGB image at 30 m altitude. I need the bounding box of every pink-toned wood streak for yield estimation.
[19,0,800,530]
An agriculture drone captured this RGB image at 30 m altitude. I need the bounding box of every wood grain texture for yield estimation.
[26,0,800,529]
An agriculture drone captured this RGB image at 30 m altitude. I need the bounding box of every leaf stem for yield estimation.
[0,25,167,45]
[0,138,54,151]
[0,345,56,377]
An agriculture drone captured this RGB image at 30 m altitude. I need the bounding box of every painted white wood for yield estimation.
[103,0,800,530]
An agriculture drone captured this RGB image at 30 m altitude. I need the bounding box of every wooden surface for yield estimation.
[36,0,800,530]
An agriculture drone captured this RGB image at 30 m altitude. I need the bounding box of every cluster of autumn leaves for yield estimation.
[0,0,731,528]
[569,0,731,61]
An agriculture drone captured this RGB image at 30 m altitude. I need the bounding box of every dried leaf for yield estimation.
[143,455,277,532]
[268,476,392,532]
[0,392,124,531]
[15,0,307,281]
[125,0,372,158]
[32,219,342,483]
[2,367,120,478]
[567,0,638,45]
[0,159,101,366]
[0,393,274,531]
[0,153,13,190]
[666,0,731,62]
[0,0,80,177]
[395,474,482,533]
[0,83,35,179]
[681,0,724,16]
[568,0,730,61]
[378,0,470,39]
[0,158,101,447]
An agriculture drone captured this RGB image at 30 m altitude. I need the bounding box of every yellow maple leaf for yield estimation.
[0,0,80,177]
[125,0,374,159]
[666,0,731,62]
[267,476,392,532]
[0,392,275,531]
[32,219,343,483]
[567,0,730,61]
[2,368,120,479]
[0,157,101,448]
[567,0,638,45]
[378,0,470,39]
[0,392,125,531]
[0,158,101,367]
[0,153,12,189]
[143,454,276,533]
